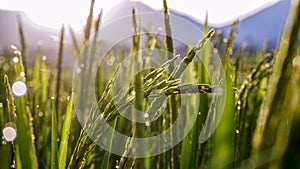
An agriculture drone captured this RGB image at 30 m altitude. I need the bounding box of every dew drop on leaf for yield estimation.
[12,81,27,97]
[12,57,19,63]
[2,126,17,142]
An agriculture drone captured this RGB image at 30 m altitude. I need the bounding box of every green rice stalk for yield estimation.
[101,119,117,169]
[281,52,300,168]
[195,15,212,169]
[179,61,200,169]
[68,30,214,169]
[125,8,141,168]
[58,92,74,169]
[4,75,16,121]
[0,100,13,169]
[69,26,80,58]
[67,65,120,169]
[12,47,38,169]
[33,48,41,92]
[169,30,215,80]
[234,57,272,168]
[51,97,58,169]
[251,2,300,168]
[17,14,28,77]
[222,20,238,74]
[211,72,235,169]
[55,26,65,122]
[119,138,135,169]
[162,1,178,166]
[40,55,51,166]
[211,22,236,168]
[31,48,42,146]
[2,75,15,169]
[77,0,97,122]
[82,0,95,45]
[163,0,174,59]
[90,10,103,101]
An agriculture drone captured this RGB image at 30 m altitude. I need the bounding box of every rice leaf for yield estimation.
[51,97,58,169]
[58,92,74,169]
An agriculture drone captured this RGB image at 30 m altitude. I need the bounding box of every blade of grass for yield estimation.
[40,55,51,167]
[82,0,95,45]
[211,23,236,168]
[196,14,212,169]
[101,119,117,169]
[251,2,300,168]
[51,97,58,169]
[12,47,38,169]
[58,92,74,169]
[68,26,80,58]
[180,61,200,169]
[1,76,14,169]
[17,14,28,77]
[55,25,65,123]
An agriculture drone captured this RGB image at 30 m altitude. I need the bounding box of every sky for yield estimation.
[0,0,280,31]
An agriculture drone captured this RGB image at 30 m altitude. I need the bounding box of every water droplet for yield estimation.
[236,129,239,134]
[12,81,27,97]
[56,138,60,142]
[10,160,16,168]
[2,140,7,145]
[20,72,25,77]
[131,91,136,96]
[198,112,201,115]
[0,103,3,108]
[0,56,5,64]
[12,57,19,63]
[80,64,85,68]
[39,112,44,117]
[213,87,223,96]
[2,127,17,142]
[60,96,67,102]
[237,106,241,110]
[293,55,300,69]
[237,100,242,105]
[75,68,81,74]
[145,121,150,126]
[42,56,47,61]
[162,103,167,109]
[144,113,149,118]
[3,63,9,71]
[115,160,119,168]
[51,96,55,100]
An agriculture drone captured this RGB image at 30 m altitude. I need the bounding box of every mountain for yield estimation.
[102,0,291,50]
[101,0,206,50]
[221,0,291,49]
[0,0,292,68]
[0,9,76,67]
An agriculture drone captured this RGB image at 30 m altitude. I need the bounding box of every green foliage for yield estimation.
[0,0,299,169]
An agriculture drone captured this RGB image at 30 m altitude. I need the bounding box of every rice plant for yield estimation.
[0,0,300,169]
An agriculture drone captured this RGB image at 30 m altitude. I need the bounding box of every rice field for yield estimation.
[0,0,300,169]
